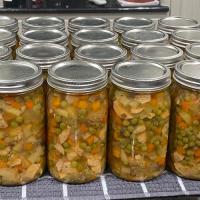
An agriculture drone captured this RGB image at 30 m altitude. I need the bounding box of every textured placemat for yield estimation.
[0,171,200,200]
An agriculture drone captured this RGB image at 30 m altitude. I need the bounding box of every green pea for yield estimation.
[182,137,189,144]
[128,126,134,132]
[141,145,147,151]
[60,122,66,129]
[55,128,62,135]
[156,109,162,115]
[124,130,130,137]
[24,96,31,101]
[10,121,18,128]
[63,143,69,149]
[89,127,96,134]
[80,142,87,149]
[91,143,98,149]
[186,150,193,156]
[131,118,138,125]
[189,142,195,148]
[126,144,132,151]
[154,140,160,145]
[71,161,78,168]
[16,116,23,124]
[61,101,68,108]
[55,115,61,123]
[0,143,5,150]
[122,120,130,126]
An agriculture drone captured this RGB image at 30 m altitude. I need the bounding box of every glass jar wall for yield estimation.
[47,61,108,183]
[0,61,45,186]
[108,61,171,181]
[168,61,200,180]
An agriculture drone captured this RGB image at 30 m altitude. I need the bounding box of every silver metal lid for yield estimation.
[0,16,18,33]
[111,61,171,92]
[158,16,199,35]
[0,60,43,93]
[0,46,12,60]
[48,60,108,93]
[132,44,183,68]
[68,17,110,33]
[75,44,127,70]
[0,28,16,47]
[71,29,118,47]
[22,16,65,31]
[174,60,200,90]
[185,43,200,60]
[122,29,168,48]
[171,29,200,49]
[19,29,68,46]
[113,17,155,33]
[16,43,70,70]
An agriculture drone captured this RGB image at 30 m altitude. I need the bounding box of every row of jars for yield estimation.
[0,58,199,186]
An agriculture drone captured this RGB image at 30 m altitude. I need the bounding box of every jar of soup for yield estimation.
[109,61,171,181]
[113,17,155,43]
[132,44,183,71]
[122,29,169,58]
[0,46,12,60]
[168,60,200,180]
[158,16,199,36]
[0,60,45,185]
[74,44,127,73]
[71,29,118,58]
[0,16,18,35]
[185,43,200,60]
[47,60,108,183]
[171,29,200,51]
[0,29,17,59]
[22,16,65,32]
[19,29,68,47]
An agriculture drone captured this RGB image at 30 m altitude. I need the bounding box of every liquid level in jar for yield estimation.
[108,85,171,181]
[47,88,108,183]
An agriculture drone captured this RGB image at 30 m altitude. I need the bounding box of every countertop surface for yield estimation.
[0,0,169,13]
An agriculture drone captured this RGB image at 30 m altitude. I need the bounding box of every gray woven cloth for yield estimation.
[0,171,200,200]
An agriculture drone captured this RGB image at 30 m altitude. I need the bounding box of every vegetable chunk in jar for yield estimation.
[109,61,171,181]
[169,61,200,180]
[0,61,45,186]
[47,61,108,183]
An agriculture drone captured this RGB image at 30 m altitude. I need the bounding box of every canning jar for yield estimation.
[74,44,127,73]
[132,44,183,71]
[168,61,200,180]
[171,29,200,51]
[0,46,12,60]
[0,16,18,35]
[71,29,118,58]
[185,43,200,60]
[47,60,108,183]
[0,60,45,186]
[113,17,155,43]
[122,29,168,57]
[109,61,171,181]
[158,16,199,36]
[22,16,65,32]
[19,29,68,47]
[0,28,17,59]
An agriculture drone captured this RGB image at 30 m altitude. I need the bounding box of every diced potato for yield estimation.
[59,128,71,144]
[22,164,41,181]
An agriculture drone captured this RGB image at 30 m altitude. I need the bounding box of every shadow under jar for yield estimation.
[74,44,127,74]
[0,60,45,186]
[0,46,12,61]
[168,61,200,180]
[158,16,200,37]
[109,61,171,181]
[47,60,108,183]
[0,28,17,59]
[22,16,65,32]
[113,17,155,44]
[71,29,118,58]
[19,29,68,47]
[122,29,168,58]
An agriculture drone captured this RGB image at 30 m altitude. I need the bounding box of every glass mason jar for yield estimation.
[0,46,12,60]
[185,43,200,60]
[0,60,45,186]
[0,28,17,59]
[71,29,118,58]
[68,17,110,51]
[113,17,155,44]
[171,29,200,52]
[109,61,171,181]
[132,44,183,72]
[19,29,68,47]
[122,29,168,58]
[0,16,18,35]
[22,16,65,32]
[74,44,127,73]
[47,60,108,183]
[158,16,199,37]
[168,60,200,180]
